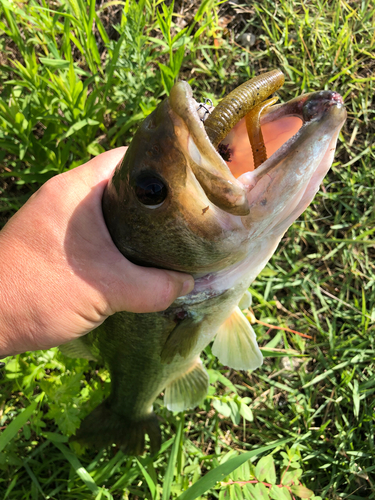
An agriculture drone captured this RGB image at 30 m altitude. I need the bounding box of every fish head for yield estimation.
[103,80,346,277]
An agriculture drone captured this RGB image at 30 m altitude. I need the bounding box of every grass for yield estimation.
[0,0,374,498]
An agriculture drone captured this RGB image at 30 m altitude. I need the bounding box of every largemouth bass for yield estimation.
[61,71,346,455]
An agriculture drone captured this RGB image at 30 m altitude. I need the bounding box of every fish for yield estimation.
[60,70,346,455]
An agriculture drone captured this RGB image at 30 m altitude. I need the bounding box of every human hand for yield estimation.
[0,148,194,356]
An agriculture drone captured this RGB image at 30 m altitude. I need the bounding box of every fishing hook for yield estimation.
[196,98,213,122]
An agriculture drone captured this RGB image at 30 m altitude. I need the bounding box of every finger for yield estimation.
[107,261,195,314]
[76,147,128,183]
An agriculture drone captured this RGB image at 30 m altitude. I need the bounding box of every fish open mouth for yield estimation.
[169,72,347,224]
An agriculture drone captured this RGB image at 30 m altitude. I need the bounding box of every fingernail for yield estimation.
[179,278,194,297]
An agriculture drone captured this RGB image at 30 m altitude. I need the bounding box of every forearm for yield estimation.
[0,229,40,356]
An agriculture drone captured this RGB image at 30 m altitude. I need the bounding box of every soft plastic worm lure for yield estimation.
[245,96,279,169]
[203,69,285,148]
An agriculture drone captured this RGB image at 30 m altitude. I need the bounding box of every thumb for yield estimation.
[106,259,195,314]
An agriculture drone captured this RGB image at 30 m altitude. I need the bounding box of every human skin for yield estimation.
[0,147,194,357]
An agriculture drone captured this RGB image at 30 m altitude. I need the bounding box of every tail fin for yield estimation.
[71,399,161,456]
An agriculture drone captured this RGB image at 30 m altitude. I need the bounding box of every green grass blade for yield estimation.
[0,400,37,452]
[137,458,157,500]
[162,417,184,500]
[23,462,47,499]
[176,439,291,500]
[4,474,18,499]
[53,442,100,495]
[302,355,370,388]
[88,0,96,32]
[104,31,126,100]
[95,13,110,47]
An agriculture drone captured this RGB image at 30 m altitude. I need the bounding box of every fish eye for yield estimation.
[134,175,168,208]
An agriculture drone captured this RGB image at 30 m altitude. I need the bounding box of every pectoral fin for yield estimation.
[59,337,97,361]
[161,316,202,364]
[164,357,209,412]
[212,307,263,371]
